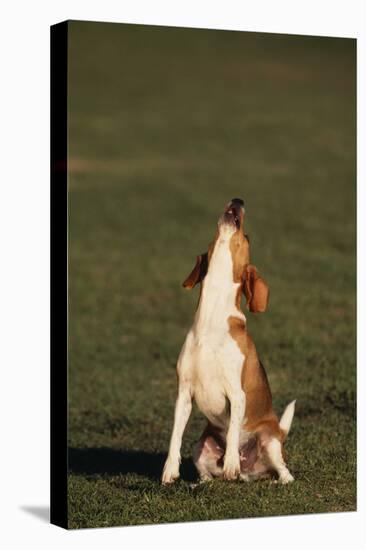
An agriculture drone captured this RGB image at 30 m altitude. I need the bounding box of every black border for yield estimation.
[50,20,68,529]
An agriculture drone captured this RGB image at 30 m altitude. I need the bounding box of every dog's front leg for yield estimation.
[223,390,246,480]
[162,385,192,485]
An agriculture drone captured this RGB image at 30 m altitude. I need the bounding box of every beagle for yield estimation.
[162,198,295,485]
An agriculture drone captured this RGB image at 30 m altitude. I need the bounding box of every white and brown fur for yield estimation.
[162,199,295,485]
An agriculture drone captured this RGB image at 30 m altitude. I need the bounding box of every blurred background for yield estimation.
[67,21,356,528]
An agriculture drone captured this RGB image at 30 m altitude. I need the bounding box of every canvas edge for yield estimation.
[50,20,69,530]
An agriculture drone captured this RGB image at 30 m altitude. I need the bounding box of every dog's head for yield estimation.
[182,198,269,313]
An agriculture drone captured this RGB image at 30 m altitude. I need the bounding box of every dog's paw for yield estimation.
[161,460,180,485]
[278,471,294,485]
[239,473,250,482]
[223,455,241,481]
[199,474,214,483]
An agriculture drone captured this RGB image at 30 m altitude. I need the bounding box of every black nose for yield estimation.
[231,198,244,207]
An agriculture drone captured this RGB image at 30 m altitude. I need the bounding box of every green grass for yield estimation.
[67,21,356,529]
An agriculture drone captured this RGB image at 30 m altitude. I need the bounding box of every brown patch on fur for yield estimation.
[243,265,270,313]
[228,316,284,442]
[228,231,269,314]
[182,231,220,290]
[228,231,250,312]
[182,253,208,289]
[229,231,250,283]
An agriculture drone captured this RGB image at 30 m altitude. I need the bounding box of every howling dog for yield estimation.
[162,198,295,484]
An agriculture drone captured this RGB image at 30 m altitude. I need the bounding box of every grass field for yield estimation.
[67,22,356,529]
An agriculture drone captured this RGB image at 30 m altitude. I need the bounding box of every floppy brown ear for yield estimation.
[182,253,208,289]
[243,264,269,312]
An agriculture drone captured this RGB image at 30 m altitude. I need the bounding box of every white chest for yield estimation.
[192,331,245,427]
[178,235,246,431]
[194,237,241,332]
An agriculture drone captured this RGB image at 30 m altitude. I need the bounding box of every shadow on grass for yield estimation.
[68,447,197,482]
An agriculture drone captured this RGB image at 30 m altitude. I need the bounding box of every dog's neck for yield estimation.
[193,230,245,333]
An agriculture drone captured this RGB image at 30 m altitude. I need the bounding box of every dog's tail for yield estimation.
[279,400,296,438]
